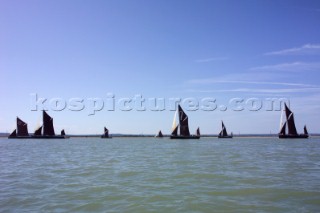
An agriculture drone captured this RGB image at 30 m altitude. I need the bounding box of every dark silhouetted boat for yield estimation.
[31,111,66,139]
[101,127,112,138]
[155,130,163,138]
[218,121,233,138]
[278,103,308,139]
[170,105,200,139]
[196,127,200,137]
[8,117,31,139]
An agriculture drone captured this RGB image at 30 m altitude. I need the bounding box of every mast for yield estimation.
[178,105,190,136]
[284,103,298,135]
[17,117,29,136]
[43,111,55,136]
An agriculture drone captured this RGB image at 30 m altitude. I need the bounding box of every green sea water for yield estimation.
[1,137,320,212]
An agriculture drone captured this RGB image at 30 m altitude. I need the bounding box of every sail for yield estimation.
[172,110,178,131]
[34,126,42,136]
[103,127,109,137]
[221,121,228,136]
[284,103,298,135]
[196,127,200,136]
[9,129,17,137]
[17,117,29,136]
[279,122,286,135]
[43,111,55,136]
[158,130,163,137]
[178,105,190,136]
[61,129,66,136]
[304,125,308,135]
[171,125,178,136]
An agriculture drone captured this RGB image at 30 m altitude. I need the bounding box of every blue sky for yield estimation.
[1,0,320,134]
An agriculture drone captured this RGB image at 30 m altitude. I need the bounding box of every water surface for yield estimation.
[1,137,320,212]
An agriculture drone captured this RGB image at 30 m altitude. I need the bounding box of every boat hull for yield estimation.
[278,134,308,139]
[8,135,67,139]
[218,136,233,138]
[8,136,32,139]
[101,136,112,138]
[32,135,67,139]
[170,135,200,139]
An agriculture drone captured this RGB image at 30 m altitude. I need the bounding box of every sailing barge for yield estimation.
[218,121,233,138]
[170,105,200,139]
[278,103,308,139]
[8,111,67,139]
[101,127,112,138]
[155,130,163,138]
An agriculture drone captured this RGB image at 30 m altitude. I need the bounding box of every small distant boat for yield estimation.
[32,111,66,139]
[155,130,163,138]
[101,127,112,138]
[170,105,200,139]
[8,117,31,139]
[196,127,200,137]
[218,121,233,138]
[278,103,308,139]
[61,129,70,138]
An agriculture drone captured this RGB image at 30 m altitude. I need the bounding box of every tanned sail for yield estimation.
[61,129,66,136]
[8,129,17,138]
[278,103,308,139]
[170,105,200,139]
[17,117,29,136]
[218,121,233,138]
[179,105,190,136]
[8,117,30,139]
[196,127,200,136]
[101,127,112,138]
[34,126,42,136]
[171,126,178,136]
[304,125,308,135]
[43,111,55,136]
[156,130,163,138]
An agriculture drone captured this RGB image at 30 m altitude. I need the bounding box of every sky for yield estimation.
[1,0,320,134]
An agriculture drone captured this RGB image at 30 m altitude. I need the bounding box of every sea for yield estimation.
[1,137,320,213]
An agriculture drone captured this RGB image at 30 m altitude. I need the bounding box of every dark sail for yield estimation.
[279,122,286,135]
[9,129,17,137]
[171,125,178,136]
[221,121,228,136]
[178,105,190,136]
[17,117,29,136]
[304,125,308,135]
[61,129,65,136]
[34,126,42,136]
[196,127,200,136]
[43,111,55,136]
[157,130,163,137]
[103,127,109,137]
[284,103,298,135]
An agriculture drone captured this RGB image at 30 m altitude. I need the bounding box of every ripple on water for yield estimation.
[1,137,320,212]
